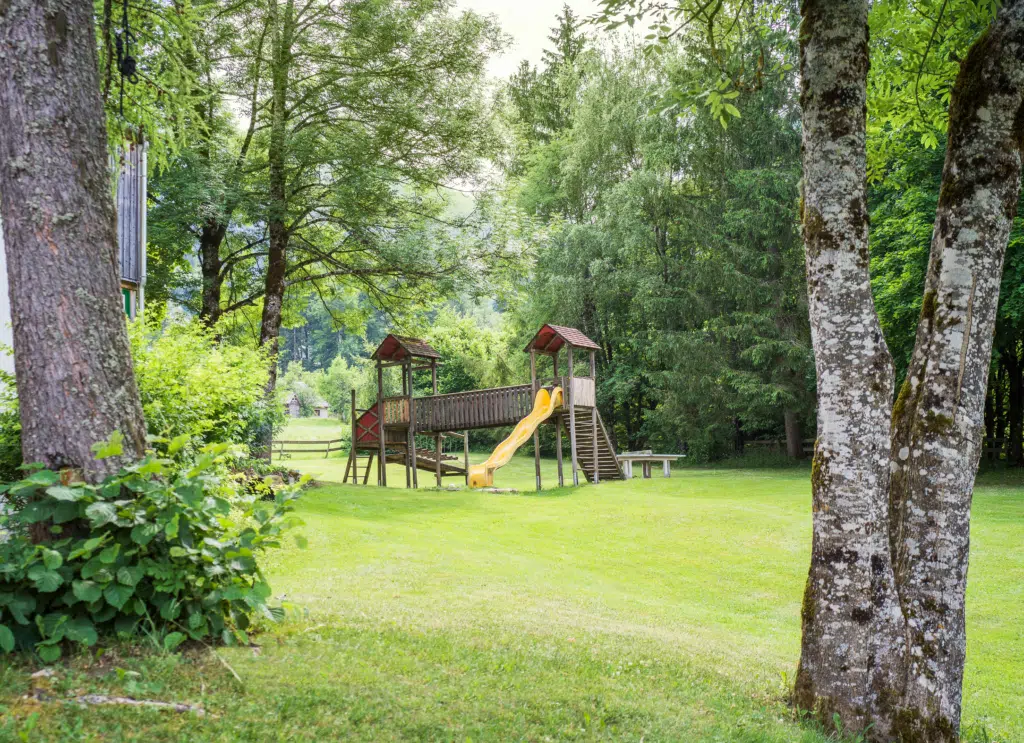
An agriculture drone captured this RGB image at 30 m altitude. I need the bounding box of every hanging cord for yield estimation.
[115,0,138,117]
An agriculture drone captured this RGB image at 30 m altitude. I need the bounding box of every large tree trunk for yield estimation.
[794,3,907,737]
[0,0,147,481]
[1007,342,1023,465]
[199,221,226,325]
[783,409,802,459]
[994,361,1006,459]
[888,5,1024,737]
[255,0,293,455]
[798,0,1024,739]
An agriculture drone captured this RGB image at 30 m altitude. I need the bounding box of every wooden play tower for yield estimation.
[344,324,622,490]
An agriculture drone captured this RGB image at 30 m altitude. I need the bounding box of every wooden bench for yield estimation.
[617,451,685,479]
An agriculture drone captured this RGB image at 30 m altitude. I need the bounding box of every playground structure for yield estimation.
[343,324,623,490]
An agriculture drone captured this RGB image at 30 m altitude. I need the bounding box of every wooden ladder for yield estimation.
[573,407,623,483]
[343,449,376,485]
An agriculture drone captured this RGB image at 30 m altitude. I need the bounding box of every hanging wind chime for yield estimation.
[115,0,138,117]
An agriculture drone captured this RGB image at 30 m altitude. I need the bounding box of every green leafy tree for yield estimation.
[506,29,811,457]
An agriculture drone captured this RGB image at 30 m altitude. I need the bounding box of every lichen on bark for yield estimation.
[795,1,906,738]
[798,0,1024,740]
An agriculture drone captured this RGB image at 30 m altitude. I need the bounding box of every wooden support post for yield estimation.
[530,349,541,491]
[402,359,410,486]
[435,435,442,488]
[377,361,386,487]
[404,359,411,489]
[567,348,579,486]
[408,359,418,489]
[433,360,441,487]
[463,430,470,486]
[345,389,361,484]
[590,350,599,484]
[343,449,354,483]
[556,415,565,487]
[363,452,374,484]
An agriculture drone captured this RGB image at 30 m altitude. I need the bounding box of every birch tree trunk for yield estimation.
[798,0,1024,739]
[0,0,147,481]
[794,3,906,736]
[888,3,1024,737]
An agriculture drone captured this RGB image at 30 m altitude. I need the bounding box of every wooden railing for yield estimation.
[381,396,409,425]
[414,384,535,432]
[380,378,597,434]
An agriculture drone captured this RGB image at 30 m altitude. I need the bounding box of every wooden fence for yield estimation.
[270,438,346,460]
[744,439,816,457]
[745,437,1009,457]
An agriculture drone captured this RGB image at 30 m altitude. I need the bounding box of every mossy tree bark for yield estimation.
[887,3,1024,737]
[798,1,1024,740]
[794,2,906,737]
[0,0,147,481]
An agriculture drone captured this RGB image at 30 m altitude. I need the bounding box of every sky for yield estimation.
[456,0,603,80]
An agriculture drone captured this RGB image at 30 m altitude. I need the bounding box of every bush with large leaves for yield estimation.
[0,436,304,660]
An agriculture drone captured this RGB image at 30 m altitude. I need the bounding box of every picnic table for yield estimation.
[617,450,685,479]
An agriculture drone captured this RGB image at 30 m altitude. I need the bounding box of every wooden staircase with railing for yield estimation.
[572,407,623,483]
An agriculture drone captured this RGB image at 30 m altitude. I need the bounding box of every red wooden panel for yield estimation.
[356,408,380,443]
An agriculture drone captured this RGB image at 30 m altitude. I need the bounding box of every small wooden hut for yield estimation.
[285,393,301,418]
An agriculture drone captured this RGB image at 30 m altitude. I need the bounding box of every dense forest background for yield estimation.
[138,2,1024,463]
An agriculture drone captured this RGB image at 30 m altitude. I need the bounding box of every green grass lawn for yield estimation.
[278,416,345,442]
[1,456,1020,741]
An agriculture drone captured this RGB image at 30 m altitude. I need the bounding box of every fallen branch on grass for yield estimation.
[73,694,205,715]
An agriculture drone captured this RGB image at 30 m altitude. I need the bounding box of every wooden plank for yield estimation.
[556,414,565,487]
[408,360,418,490]
[531,350,541,491]
[363,452,374,485]
[377,361,386,486]
[567,350,579,486]
[435,433,442,487]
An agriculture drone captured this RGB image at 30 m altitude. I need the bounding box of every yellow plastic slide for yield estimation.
[468,387,563,488]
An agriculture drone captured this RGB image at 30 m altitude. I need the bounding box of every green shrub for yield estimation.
[0,367,21,483]
[230,457,303,501]
[0,436,304,661]
[0,319,287,473]
[130,317,286,456]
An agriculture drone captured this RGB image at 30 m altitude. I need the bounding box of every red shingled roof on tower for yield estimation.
[371,334,441,361]
[524,324,601,353]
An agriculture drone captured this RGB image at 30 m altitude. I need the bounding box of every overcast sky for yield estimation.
[456,0,603,80]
